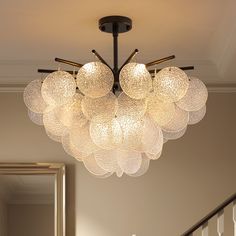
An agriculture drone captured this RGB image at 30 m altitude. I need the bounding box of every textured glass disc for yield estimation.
[128,154,150,177]
[162,106,189,132]
[83,154,108,176]
[147,93,175,126]
[43,107,67,137]
[145,151,162,160]
[55,93,87,128]
[70,123,99,155]
[28,110,43,126]
[23,79,47,113]
[90,118,123,150]
[116,166,124,177]
[77,62,114,98]
[117,92,147,120]
[188,105,206,125]
[62,132,88,161]
[177,77,208,111]
[41,71,76,106]
[94,149,119,172]
[153,67,189,102]
[45,129,61,143]
[117,149,142,174]
[162,126,187,140]
[82,92,118,122]
[120,63,152,99]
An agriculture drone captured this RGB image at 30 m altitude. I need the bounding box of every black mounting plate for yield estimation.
[99,16,132,33]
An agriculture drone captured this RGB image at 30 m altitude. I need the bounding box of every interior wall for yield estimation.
[7,204,54,236]
[0,92,235,236]
[0,195,7,236]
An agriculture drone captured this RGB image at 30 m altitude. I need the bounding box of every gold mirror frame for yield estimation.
[0,163,66,236]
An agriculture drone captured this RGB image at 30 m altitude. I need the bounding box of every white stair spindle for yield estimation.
[217,211,224,236]
[202,222,208,236]
[233,201,236,236]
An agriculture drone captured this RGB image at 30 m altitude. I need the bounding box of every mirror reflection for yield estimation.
[0,175,54,236]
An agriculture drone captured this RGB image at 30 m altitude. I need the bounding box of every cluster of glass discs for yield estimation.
[24,61,208,178]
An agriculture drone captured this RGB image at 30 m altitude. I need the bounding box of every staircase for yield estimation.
[181,193,236,235]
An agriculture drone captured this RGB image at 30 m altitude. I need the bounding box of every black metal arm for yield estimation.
[55,58,83,68]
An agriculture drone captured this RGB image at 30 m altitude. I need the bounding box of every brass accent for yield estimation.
[0,163,66,236]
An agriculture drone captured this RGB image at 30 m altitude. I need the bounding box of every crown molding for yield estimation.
[0,83,236,93]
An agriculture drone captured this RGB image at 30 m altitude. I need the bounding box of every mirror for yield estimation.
[0,163,65,236]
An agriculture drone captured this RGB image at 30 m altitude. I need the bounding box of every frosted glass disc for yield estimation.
[141,117,163,153]
[70,123,99,155]
[23,79,47,113]
[77,62,114,98]
[188,105,206,125]
[145,124,163,155]
[147,93,175,126]
[117,92,147,120]
[117,116,144,151]
[145,151,162,160]
[45,129,61,143]
[177,77,208,111]
[61,132,88,161]
[28,110,43,126]
[83,154,108,176]
[153,67,189,102]
[90,118,123,150]
[128,154,150,177]
[116,166,124,177]
[55,93,87,128]
[82,92,118,122]
[97,172,114,178]
[43,107,67,137]
[162,126,187,140]
[94,149,119,172]
[117,149,142,174]
[41,71,76,106]
[119,63,152,99]
[162,106,189,132]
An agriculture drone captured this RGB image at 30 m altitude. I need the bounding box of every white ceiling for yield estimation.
[0,0,235,86]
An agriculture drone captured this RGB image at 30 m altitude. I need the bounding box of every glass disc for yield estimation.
[153,67,189,102]
[28,110,43,126]
[94,149,119,172]
[162,126,187,140]
[70,123,99,155]
[162,106,189,132]
[177,77,208,111]
[116,166,124,177]
[23,79,47,113]
[117,149,142,174]
[43,107,67,137]
[41,71,76,106]
[83,154,108,176]
[147,93,175,126]
[117,92,147,120]
[55,93,87,128]
[45,129,61,143]
[119,63,152,99]
[188,105,206,125]
[90,118,123,150]
[81,92,118,122]
[145,151,162,160]
[77,62,114,98]
[128,154,150,177]
[61,132,88,161]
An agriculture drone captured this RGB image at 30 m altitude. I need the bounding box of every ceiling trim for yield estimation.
[0,83,236,93]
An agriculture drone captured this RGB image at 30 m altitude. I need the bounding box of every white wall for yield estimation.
[0,93,235,236]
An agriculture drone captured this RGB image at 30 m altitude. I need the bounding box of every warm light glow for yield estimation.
[77,62,114,98]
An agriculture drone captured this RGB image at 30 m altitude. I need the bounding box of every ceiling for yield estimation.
[0,0,235,87]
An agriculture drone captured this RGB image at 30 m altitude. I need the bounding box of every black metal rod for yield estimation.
[119,49,139,72]
[38,69,76,74]
[113,23,119,75]
[55,58,83,68]
[92,49,112,71]
[149,66,194,74]
[181,192,236,236]
[146,55,176,67]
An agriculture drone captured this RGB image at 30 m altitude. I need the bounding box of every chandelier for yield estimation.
[23,16,208,178]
